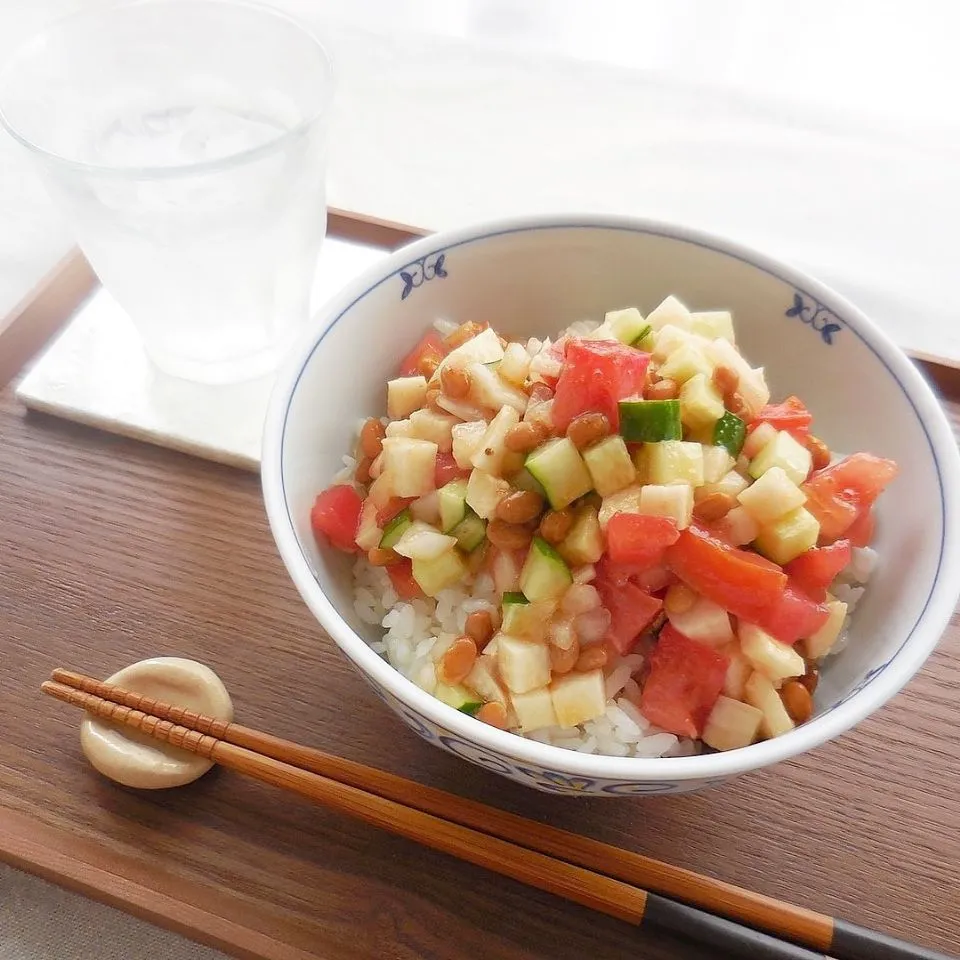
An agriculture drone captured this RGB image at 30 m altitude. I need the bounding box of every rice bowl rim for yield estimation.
[262,212,960,783]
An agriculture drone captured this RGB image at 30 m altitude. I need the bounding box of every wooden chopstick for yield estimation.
[44,671,955,960]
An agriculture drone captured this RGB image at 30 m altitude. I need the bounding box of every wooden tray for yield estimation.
[1,209,959,960]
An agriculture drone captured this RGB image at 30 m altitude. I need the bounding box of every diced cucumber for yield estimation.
[582,435,637,497]
[713,411,747,457]
[435,682,477,710]
[632,324,654,349]
[525,437,593,510]
[502,590,529,606]
[642,440,704,486]
[450,510,487,551]
[744,672,795,739]
[379,508,412,549]
[457,701,484,716]
[702,696,762,751]
[557,505,604,565]
[438,479,468,532]
[739,622,806,683]
[638,483,694,529]
[618,399,682,443]
[646,295,692,331]
[736,466,805,524]
[753,506,820,564]
[749,431,812,486]
[412,549,467,597]
[394,521,458,560]
[680,374,724,431]
[658,342,713,384]
[510,467,547,497]
[502,598,557,642]
[603,307,648,345]
[519,536,572,602]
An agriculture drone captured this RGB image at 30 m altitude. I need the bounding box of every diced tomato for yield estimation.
[434,451,470,488]
[376,497,415,527]
[310,485,364,552]
[747,583,831,644]
[386,559,422,600]
[665,525,788,623]
[595,577,663,655]
[551,339,649,433]
[606,513,680,567]
[747,396,813,439]
[399,331,448,377]
[785,540,852,601]
[640,625,729,738]
[846,507,875,548]
[803,453,898,543]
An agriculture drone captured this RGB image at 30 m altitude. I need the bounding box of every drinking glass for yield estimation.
[0,0,333,384]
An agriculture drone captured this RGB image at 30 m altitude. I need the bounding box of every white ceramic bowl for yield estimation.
[262,214,960,796]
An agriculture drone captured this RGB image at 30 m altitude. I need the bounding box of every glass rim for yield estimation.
[0,0,333,180]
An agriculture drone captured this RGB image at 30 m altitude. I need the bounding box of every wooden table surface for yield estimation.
[2,367,959,960]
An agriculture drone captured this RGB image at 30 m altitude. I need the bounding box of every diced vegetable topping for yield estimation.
[311,301,897,755]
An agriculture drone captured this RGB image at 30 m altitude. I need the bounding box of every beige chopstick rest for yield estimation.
[80,657,233,789]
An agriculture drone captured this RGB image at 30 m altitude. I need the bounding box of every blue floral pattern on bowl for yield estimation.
[399,251,448,300]
[785,291,844,345]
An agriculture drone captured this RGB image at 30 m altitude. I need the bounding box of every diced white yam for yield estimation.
[689,310,736,343]
[801,600,848,659]
[511,686,559,732]
[550,669,607,728]
[680,374,725,430]
[646,295,692,331]
[598,484,643,530]
[712,505,760,547]
[491,547,523,594]
[467,362,528,414]
[668,595,734,646]
[739,623,806,684]
[497,635,551,695]
[437,394,490,422]
[658,342,713,385]
[393,520,457,560]
[742,421,778,460]
[381,437,438,497]
[366,472,395,508]
[720,642,752,699]
[409,409,458,452]
[744,672,795,739]
[582,435,637,497]
[354,498,382,551]
[701,445,735,485]
[464,657,510,707]
[749,431,811,486]
[471,404,521,476]
[451,420,488,468]
[409,490,441,525]
[638,483,694,529]
[695,469,750,503]
[466,469,512,519]
[652,324,709,362]
[644,440,704,486]
[385,419,416,438]
[737,466,806,524]
[439,327,504,371]
[702,696,763,751]
[499,342,531,386]
[738,368,771,419]
[387,376,428,419]
[707,337,753,383]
